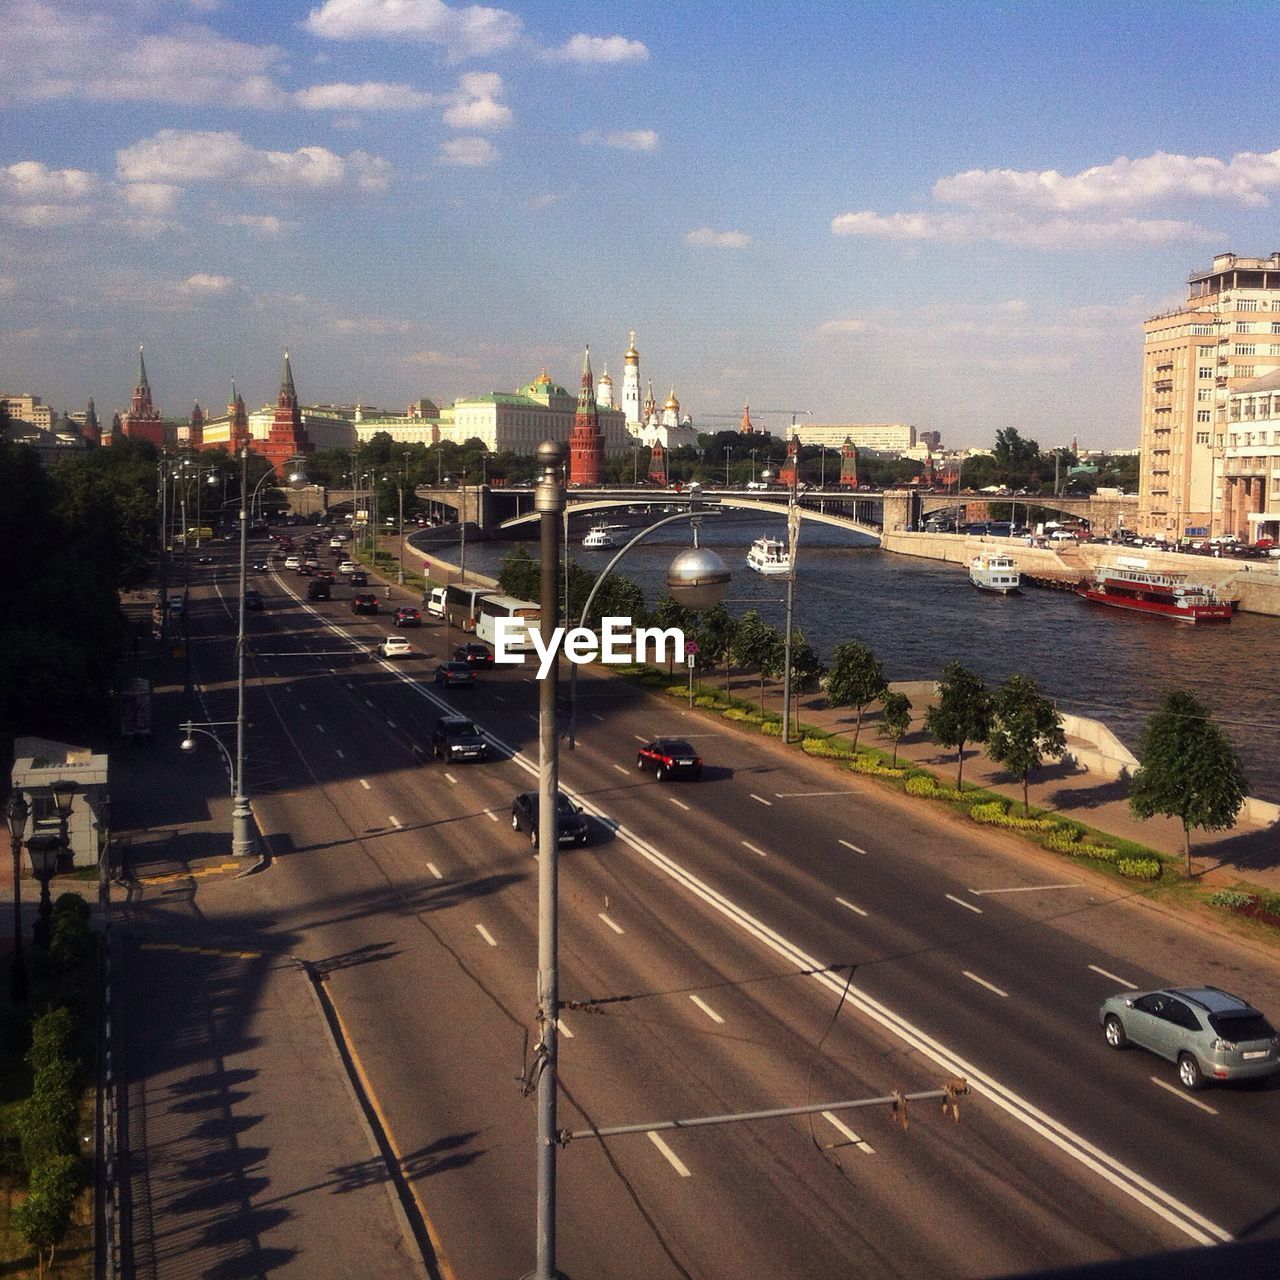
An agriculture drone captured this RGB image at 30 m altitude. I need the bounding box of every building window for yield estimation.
[1198,366,1214,379]
[1237,321,1254,332]
[1238,299,1259,311]
[1196,387,1212,401]
[1195,431,1210,444]
[1235,344,1257,356]
[1272,322,1280,334]
[1190,324,1215,335]
[1196,409,1211,423]
[1235,366,1256,378]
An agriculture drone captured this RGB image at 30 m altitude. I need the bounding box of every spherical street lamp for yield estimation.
[666,547,730,610]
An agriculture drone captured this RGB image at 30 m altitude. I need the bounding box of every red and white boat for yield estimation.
[1079,565,1234,622]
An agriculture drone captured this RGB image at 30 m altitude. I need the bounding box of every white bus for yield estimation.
[443,584,494,631]
[475,594,541,653]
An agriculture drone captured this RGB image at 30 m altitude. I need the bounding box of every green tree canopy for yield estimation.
[731,611,785,713]
[879,690,912,767]
[825,640,887,749]
[1129,690,1248,874]
[925,662,991,789]
[986,674,1066,815]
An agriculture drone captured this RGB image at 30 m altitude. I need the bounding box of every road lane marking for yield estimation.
[946,893,983,914]
[427,862,443,880]
[689,995,724,1024]
[485,809,499,822]
[749,793,772,806]
[836,897,868,918]
[390,816,402,829]
[387,719,397,729]
[970,883,1083,895]
[668,797,690,811]
[963,971,1009,998]
[527,714,539,723]
[475,924,497,947]
[315,723,326,734]
[838,839,866,855]
[648,1132,691,1178]
[364,699,373,707]
[1150,1078,1218,1115]
[741,841,767,858]
[612,764,630,775]
[1089,964,1138,989]
[360,779,371,790]
[775,790,854,798]
[335,749,345,760]
[444,772,457,785]
[298,702,307,711]
[592,713,605,722]
[557,1018,574,1039]
[822,1111,876,1154]
[599,913,624,935]
[634,735,648,742]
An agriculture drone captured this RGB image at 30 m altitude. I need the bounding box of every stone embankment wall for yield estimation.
[882,530,1280,617]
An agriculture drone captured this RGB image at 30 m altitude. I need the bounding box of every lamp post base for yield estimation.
[231,795,256,859]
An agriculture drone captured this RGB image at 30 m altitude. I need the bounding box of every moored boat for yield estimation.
[969,553,1021,594]
[581,524,616,549]
[1079,565,1234,622]
[746,535,790,576]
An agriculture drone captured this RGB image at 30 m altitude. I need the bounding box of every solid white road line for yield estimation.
[360,779,371,790]
[444,772,457,784]
[963,970,1009,998]
[749,793,772,806]
[836,897,868,918]
[389,816,402,829]
[946,893,983,914]
[689,994,724,1024]
[838,839,867,855]
[648,1132,691,1178]
[557,1018,574,1039]
[970,883,1083,895]
[427,862,443,880]
[475,924,497,947]
[822,1110,875,1154]
[599,912,624,935]
[1151,1077,1218,1115]
[485,809,499,822]
[612,764,630,775]
[1089,964,1138,989]
[668,797,690,811]
[775,790,853,798]
[741,841,767,858]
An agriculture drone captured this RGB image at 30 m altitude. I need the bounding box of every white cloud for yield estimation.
[442,72,512,130]
[304,0,523,60]
[121,183,183,214]
[580,129,659,153]
[116,130,393,194]
[815,319,872,337]
[1,161,99,226]
[525,192,563,212]
[547,34,649,64]
[295,81,436,111]
[684,227,752,249]
[180,272,235,295]
[217,212,298,236]
[438,136,499,166]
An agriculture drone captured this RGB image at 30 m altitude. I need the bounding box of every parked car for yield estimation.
[394,606,422,628]
[1100,986,1280,1090]
[351,592,379,615]
[243,589,264,612]
[306,579,331,601]
[433,660,475,688]
[510,790,590,847]
[378,635,413,658]
[453,642,494,668]
[636,738,703,780]
[430,716,489,762]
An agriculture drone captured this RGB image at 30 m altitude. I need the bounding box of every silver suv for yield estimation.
[1099,986,1279,1090]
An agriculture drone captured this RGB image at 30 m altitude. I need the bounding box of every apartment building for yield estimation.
[1224,369,1280,542]
[1138,252,1280,539]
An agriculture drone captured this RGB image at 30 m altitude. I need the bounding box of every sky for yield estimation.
[6,0,1280,449]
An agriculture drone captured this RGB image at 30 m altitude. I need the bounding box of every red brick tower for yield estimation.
[779,433,801,489]
[82,398,100,447]
[568,346,604,485]
[839,436,860,489]
[740,402,755,434]
[263,351,313,478]
[228,381,252,455]
[647,440,667,486]
[188,401,204,449]
[121,346,166,446]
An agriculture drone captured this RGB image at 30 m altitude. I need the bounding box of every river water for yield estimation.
[430,513,1280,802]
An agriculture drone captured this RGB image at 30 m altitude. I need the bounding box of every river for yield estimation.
[425,513,1280,802]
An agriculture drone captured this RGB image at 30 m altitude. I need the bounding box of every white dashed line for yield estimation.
[1089,965,1138,989]
[741,841,767,858]
[427,862,443,880]
[612,764,630,775]
[971,883,1083,895]
[387,719,397,729]
[389,816,402,829]
[668,797,690,811]
[963,971,1009,998]
[838,839,867,855]
[364,699,373,708]
[298,703,307,711]
[359,779,371,790]
[689,995,724,1024]
[335,749,345,760]
[315,724,326,734]
[648,1132,691,1178]
[444,772,457,785]
[822,1111,876,1154]
[749,793,772,806]
[475,924,497,947]
[527,714,539,723]
[946,893,983,914]
[1150,1077,1218,1114]
[592,713,605,722]
[599,912,624,935]
[836,897,868,918]
[485,809,499,823]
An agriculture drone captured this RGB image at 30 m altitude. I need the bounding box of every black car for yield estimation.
[430,716,489,762]
[510,790,589,847]
[351,592,379,615]
[453,642,494,668]
[433,661,475,688]
[349,570,369,586]
[394,606,422,628]
[306,579,331,601]
[243,589,264,612]
[636,738,702,780]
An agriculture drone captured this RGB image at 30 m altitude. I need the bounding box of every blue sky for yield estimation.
[6,0,1280,448]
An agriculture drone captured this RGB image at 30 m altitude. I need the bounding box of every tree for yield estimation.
[925,662,991,789]
[1129,690,1247,875]
[691,603,738,692]
[825,641,886,750]
[497,546,539,601]
[731,611,784,714]
[986,675,1066,815]
[13,1154,80,1277]
[879,690,912,767]
[651,594,695,674]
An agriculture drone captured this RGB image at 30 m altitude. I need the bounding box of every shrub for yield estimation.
[664,685,686,698]
[906,775,938,797]
[1208,889,1256,910]
[50,913,93,973]
[722,708,754,722]
[969,800,1009,823]
[760,721,783,737]
[847,754,906,777]
[52,893,90,923]
[16,1081,78,1169]
[694,694,722,709]
[801,737,855,759]
[12,1152,81,1269]
[968,800,1057,831]
[27,1008,75,1076]
[1117,856,1162,881]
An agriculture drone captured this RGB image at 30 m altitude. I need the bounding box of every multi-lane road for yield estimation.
[176,537,1280,1278]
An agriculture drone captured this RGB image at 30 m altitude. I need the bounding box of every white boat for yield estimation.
[746,535,791,576]
[969,553,1021,594]
[581,524,617,549]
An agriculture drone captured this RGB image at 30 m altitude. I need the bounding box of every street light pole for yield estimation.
[397,455,407,586]
[232,447,254,858]
[781,474,801,744]
[6,792,28,1004]
[724,446,732,487]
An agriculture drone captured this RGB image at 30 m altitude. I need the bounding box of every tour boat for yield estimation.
[746,535,791,576]
[1078,565,1234,622]
[581,524,617,549]
[969,553,1021,595]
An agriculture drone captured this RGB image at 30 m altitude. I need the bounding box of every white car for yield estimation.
[378,635,412,658]
[337,560,357,575]
[284,555,301,570]
[330,535,348,548]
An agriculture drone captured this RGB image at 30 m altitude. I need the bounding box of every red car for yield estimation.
[636,738,703,781]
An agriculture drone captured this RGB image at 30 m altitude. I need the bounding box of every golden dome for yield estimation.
[599,367,613,385]
[664,386,680,412]
[533,368,552,387]
[625,329,639,363]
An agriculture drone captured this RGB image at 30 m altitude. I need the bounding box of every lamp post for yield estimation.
[724,446,732,487]
[6,792,28,1003]
[27,834,61,949]
[397,454,409,586]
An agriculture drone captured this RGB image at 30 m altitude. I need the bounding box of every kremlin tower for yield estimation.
[740,403,755,434]
[263,351,313,477]
[188,401,204,449]
[568,346,604,484]
[82,399,100,447]
[839,437,860,489]
[647,439,667,486]
[228,381,252,454]
[780,433,801,489]
[621,331,641,427]
[121,346,165,447]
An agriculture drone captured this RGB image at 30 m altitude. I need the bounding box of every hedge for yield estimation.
[903,774,966,801]
[801,737,855,759]
[968,800,1058,831]
[847,754,906,778]
[1117,856,1162,881]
